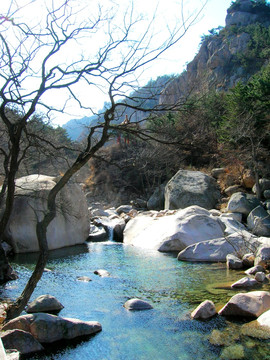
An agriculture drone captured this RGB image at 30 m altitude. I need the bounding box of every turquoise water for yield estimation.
[2,241,270,360]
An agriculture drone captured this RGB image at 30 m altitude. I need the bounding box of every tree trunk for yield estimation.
[5,221,49,321]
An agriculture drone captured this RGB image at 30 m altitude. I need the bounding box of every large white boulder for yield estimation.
[177,231,258,262]
[164,170,221,210]
[123,206,225,252]
[2,175,89,253]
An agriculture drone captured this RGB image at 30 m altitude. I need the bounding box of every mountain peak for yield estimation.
[226,0,270,27]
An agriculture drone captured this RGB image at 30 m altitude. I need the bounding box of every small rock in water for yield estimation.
[245,265,265,275]
[191,300,216,320]
[231,277,259,289]
[94,269,110,277]
[124,298,153,311]
[226,254,243,270]
[255,272,266,282]
[77,276,92,282]
[26,294,64,314]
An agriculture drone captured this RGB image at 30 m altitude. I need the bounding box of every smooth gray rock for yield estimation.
[245,265,265,275]
[124,298,153,311]
[2,313,102,343]
[191,300,216,320]
[178,231,257,263]
[219,215,246,235]
[226,254,243,269]
[227,192,260,216]
[255,239,270,268]
[255,272,266,283]
[88,224,107,242]
[224,185,241,197]
[26,295,64,314]
[253,178,270,194]
[147,183,166,211]
[164,170,221,210]
[1,329,44,355]
[231,277,259,289]
[124,206,225,252]
[1,175,89,253]
[94,269,110,277]
[257,308,270,327]
[116,205,133,215]
[219,291,270,318]
[247,206,270,236]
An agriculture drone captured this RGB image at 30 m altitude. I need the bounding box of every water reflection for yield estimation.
[2,241,270,360]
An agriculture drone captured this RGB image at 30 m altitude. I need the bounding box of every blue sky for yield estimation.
[56,0,233,125]
[0,0,234,125]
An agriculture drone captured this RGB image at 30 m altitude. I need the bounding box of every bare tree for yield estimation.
[0,0,207,320]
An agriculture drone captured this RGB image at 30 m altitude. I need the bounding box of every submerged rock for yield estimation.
[241,318,270,340]
[220,344,245,360]
[77,276,92,282]
[124,298,153,311]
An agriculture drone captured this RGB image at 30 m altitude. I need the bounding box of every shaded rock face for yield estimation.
[164,170,221,210]
[147,183,166,211]
[1,175,89,253]
[218,291,270,318]
[1,329,44,355]
[177,231,258,263]
[159,0,270,106]
[2,313,102,344]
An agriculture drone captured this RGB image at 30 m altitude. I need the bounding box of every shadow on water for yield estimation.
[10,243,90,266]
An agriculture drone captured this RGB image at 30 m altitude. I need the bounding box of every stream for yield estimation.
[1,240,270,360]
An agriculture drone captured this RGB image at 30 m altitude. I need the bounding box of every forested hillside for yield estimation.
[82,0,270,205]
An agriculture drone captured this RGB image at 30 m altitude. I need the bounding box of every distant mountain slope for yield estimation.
[62,75,172,141]
[62,115,98,141]
[159,0,270,106]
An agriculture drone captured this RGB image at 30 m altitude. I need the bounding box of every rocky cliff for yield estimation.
[160,0,270,106]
